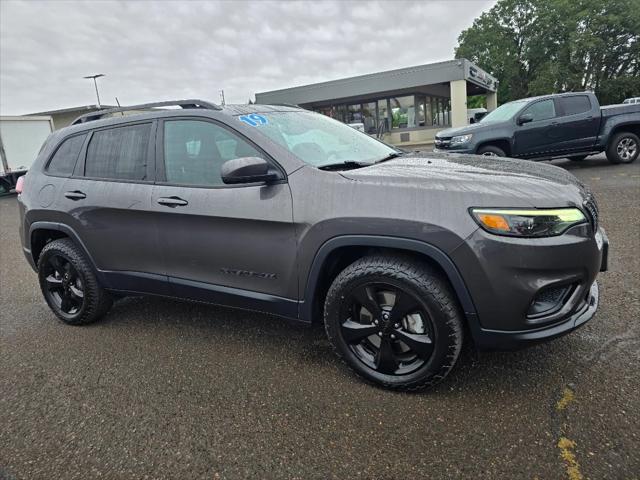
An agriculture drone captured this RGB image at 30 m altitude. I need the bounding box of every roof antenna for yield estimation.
[115,97,124,116]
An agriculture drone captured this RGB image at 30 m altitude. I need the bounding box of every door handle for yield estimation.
[64,191,86,200]
[157,196,188,207]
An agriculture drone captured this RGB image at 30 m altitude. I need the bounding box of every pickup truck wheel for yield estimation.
[324,255,463,391]
[38,238,113,325]
[607,132,639,164]
[477,145,506,157]
[567,155,587,161]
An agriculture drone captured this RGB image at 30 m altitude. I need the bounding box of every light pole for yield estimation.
[83,74,105,108]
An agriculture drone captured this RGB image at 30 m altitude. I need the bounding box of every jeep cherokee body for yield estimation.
[18,100,608,390]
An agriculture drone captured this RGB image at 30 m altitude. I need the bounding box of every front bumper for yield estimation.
[472,280,599,350]
[433,147,475,154]
[451,224,608,350]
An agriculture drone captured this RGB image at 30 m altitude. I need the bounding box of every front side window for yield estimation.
[47,134,86,176]
[163,120,263,186]
[85,123,151,180]
[523,99,556,122]
[559,96,591,116]
[480,100,528,123]
[240,111,396,167]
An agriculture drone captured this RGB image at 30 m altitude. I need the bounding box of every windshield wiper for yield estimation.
[317,161,372,171]
[375,151,404,164]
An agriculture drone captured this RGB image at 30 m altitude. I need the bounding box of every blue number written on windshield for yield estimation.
[239,114,268,127]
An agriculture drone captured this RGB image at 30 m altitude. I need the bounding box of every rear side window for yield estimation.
[523,99,556,122]
[560,96,591,116]
[47,134,86,176]
[85,123,151,181]
[163,120,263,186]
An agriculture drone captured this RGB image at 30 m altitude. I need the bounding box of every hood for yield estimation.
[435,121,505,138]
[340,153,590,209]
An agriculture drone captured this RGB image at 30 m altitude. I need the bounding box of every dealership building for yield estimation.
[255,58,498,147]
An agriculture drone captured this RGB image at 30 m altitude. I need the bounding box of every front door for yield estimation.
[151,118,297,314]
[513,98,562,158]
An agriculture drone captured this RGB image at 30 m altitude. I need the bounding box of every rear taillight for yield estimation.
[15,175,25,194]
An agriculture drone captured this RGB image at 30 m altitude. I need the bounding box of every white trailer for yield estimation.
[0,116,54,194]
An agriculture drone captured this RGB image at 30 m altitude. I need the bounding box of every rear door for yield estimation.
[513,98,562,157]
[151,117,297,307]
[554,94,600,152]
[58,120,167,293]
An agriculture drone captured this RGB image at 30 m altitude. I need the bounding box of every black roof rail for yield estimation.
[70,99,222,125]
[269,103,301,108]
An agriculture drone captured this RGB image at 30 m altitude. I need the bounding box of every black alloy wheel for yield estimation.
[340,282,435,375]
[324,255,463,391]
[38,238,113,325]
[42,254,85,318]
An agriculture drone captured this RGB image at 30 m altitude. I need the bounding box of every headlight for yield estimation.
[470,208,587,237]
[451,134,473,145]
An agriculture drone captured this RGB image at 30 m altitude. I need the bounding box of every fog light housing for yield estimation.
[527,285,573,318]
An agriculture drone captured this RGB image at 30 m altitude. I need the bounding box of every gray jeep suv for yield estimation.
[18,100,608,390]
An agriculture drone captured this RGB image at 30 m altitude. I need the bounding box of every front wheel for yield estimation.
[606,132,639,164]
[324,255,463,391]
[477,145,506,157]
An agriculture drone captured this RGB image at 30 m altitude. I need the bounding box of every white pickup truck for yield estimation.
[0,116,54,194]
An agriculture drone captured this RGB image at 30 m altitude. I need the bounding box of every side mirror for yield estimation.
[518,113,534,125]
[221,157,279,185]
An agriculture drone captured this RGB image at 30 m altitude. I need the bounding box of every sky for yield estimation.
[0,0,496,115]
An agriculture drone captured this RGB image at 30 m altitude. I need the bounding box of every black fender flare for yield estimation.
[475,138,513,155]
[300,235,478,325]
[28,221,101,277]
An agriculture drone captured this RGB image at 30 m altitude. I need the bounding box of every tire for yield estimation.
[477,145,506,157]
[324,255,463,391]
[606,131,639,164]
[567,155,587,161]
[38,238,112,325]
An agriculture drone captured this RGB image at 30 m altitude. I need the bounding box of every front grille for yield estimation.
[434,136,451,149]
[583,194,599,231]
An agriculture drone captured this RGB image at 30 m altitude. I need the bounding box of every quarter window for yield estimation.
[85,123,151,181]
[523,99,556,122]
[559,96,591,116]
[47,134,86,176]
[163,120,263,186]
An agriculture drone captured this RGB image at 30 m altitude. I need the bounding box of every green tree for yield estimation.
[455,0,640,105]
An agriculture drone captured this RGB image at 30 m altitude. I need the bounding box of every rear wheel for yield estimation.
[324,255,463,391]
[38,238,113,325]
[477,145,506,157]
[607,132,639,164]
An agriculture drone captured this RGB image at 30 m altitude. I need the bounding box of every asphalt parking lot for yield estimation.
[1,154,638,480]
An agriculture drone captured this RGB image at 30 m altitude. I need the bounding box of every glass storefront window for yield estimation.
[362,102,377,134]
[312,95,453,130]
[346,104,363,124]
[415,96,426,127]
[390,96,415,129]
[378,99,389,132]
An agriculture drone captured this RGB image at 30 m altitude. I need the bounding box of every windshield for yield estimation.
[236,111,396,167]
[480,100,528,123]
